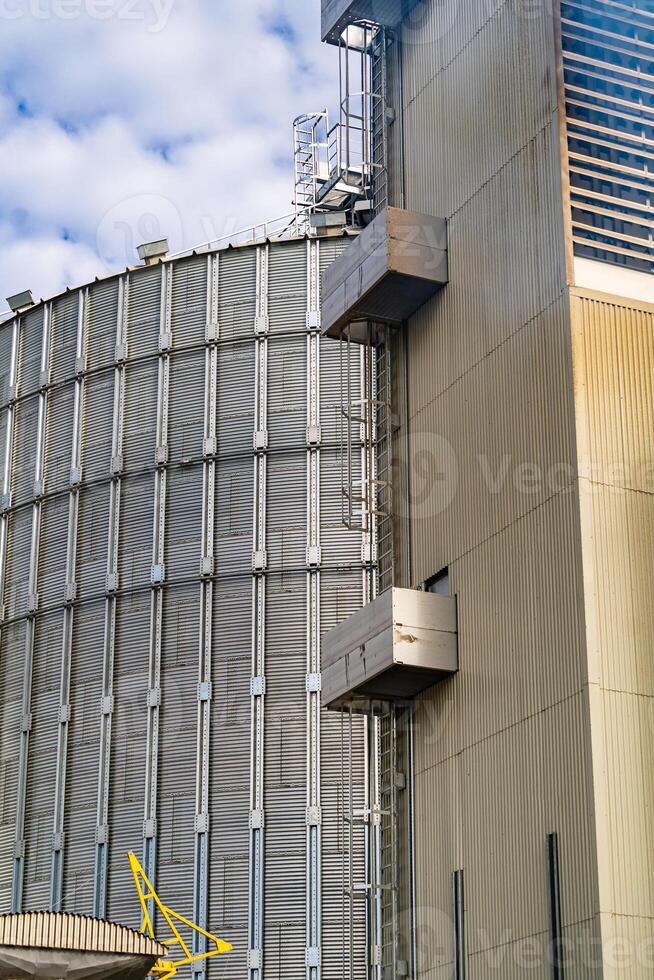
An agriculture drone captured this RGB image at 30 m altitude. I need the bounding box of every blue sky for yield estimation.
[0,0,337,311]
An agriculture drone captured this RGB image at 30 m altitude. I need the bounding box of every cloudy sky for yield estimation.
[0,0,337,312]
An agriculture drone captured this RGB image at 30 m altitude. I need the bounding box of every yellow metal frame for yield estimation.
[129,852,232,979]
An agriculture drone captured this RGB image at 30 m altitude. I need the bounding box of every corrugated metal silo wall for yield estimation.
[0,236,368,978]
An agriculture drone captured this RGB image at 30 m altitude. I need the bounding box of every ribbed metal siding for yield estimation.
[570,289,654,949]
[0,235,367,977]
[23,611,62,911]
[398,0,601,972]
[156,584,198,932]
[49,292,78,385]
[64,601,104,914]
[171,255,208,348]
[0,622,24,910]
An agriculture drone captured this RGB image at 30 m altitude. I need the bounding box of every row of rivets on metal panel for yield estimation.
[306,948,321,968]
[143,819,157,840]
[306,310,321,331]
[194,813,209,834]
[95,825,109,845]
[147,687,161,708]
[0,428,328,503]
[17,703,71,734]
[5,548,353,618]
[252,427,322,454]
[251,548,323,573]
[247,950,262,970]
[0,324,222,404]
[100,696,114,715]
[197,681,212,702]
[64,581,77,604]
[200,556,214,577]
[253,430,268,453]
[306,673,321,692]
[252,550,267,574]
[202,436,217,458]
[2,373,54,399]
[90,681,213,722]
[250,676,266,697]
[7,467,82,500]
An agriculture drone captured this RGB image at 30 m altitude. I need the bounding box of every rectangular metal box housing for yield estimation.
[321,208,448,340]
[322,587,457,710]
[322,0,422,43]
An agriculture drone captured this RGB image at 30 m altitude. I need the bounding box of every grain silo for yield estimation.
[0,232,370,978]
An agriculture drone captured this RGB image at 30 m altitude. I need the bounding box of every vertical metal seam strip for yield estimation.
[547,832,564,980]
[12,301,52,912]
[51,287,88,910]
[452,868,465,980]
[2,316,20,908]
[193,251,219,974]
[407,706,417,980]
[94,275,128,917]
[248,244,268,979]
[362,338,381,980]
[143,263,173,888]
[0,318,19,608]
[0,318,19,686]
[306,238,321,980]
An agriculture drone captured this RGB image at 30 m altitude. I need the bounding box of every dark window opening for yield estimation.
[425,567,449,596]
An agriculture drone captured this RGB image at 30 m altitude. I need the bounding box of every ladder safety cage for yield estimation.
[293,111,331,230]
[340,701,407,980]
[339,322,393,589]
[293,20,390,226]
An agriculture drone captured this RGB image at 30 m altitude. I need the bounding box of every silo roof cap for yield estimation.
[0,911,165,957]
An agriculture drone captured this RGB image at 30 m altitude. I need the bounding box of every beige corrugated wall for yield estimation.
[394,1,602,977]
[571,289,654,979]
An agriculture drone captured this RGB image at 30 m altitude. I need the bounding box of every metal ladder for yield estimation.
[293,21,389,225]
[377,706,404,979]
[293,111,330,230]
[370,26,389,216]
[341,705,371,980]
[339,326,393,589]
[341,703,405,980]
[375,340,394,593]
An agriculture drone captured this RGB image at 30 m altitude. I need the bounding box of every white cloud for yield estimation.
[0,0,338,309]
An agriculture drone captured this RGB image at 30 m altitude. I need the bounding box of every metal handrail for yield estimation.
[167,211,300,261]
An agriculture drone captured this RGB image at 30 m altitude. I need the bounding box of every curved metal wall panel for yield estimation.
[0,237,367,979]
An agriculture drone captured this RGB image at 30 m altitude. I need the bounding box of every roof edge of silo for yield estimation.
[0,224,358,329]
